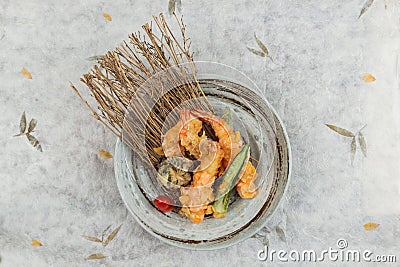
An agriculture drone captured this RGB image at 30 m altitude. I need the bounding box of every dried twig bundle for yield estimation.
[71,13,211,164]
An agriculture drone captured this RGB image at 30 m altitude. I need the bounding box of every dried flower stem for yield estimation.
[71,13,212,164]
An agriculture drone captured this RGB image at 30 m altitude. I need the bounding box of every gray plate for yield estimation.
[114,75,291,250]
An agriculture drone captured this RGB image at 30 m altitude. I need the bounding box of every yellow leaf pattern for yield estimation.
[98,149,112,159]
[31,239,42,247]
[21,68,32,79]
[103,13,112,21]
[364,222,380,231]
[362,73,376,83]
[86,253,106,260]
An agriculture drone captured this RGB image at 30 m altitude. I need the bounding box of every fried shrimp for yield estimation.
[190,109,243,171]
[179,139,224,224]
[179,109,207,159]
[236,161,258,198]
[160,121,182,158]
[192,140,225,186]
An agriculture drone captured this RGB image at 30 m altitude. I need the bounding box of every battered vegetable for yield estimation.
[212,144,250,218]
[157,159,192,188]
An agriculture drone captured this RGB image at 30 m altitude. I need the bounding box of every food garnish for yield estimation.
[154,196,174,213]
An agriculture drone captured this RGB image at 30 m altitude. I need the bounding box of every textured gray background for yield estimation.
[1,0,399,266]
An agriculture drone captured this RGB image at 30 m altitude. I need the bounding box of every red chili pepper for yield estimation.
[154,196,174,212]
